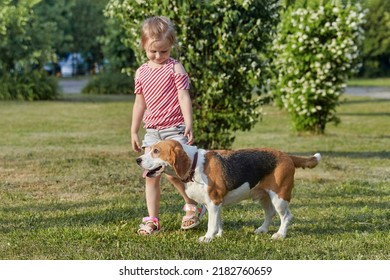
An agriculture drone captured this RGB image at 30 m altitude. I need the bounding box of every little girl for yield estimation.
[131,16,206,235]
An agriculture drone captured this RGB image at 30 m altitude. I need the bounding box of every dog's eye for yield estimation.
[153,148,159,154]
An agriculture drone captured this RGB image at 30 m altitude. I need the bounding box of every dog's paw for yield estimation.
[198,236,214,243]
[254,226,268,234]
[271,232,286,240]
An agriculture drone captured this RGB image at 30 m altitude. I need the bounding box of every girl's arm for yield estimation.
[131,93,146,152]
[178,89,193,145]
[174,62,194,145]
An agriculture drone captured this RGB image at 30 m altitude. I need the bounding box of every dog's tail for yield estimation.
[290,153,321,169]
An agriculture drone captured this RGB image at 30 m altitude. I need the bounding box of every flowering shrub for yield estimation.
[271,2,366,133]
[105,0,280,149]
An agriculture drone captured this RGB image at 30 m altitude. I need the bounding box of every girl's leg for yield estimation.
[143,146,160,218]
[138,146,161,235]
[138,175,161,235]
[166,175,204,228]
[145,175,161,219]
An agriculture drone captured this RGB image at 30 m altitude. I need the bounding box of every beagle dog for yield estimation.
[136,139,321,242]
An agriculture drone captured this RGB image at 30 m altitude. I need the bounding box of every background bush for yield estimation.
[82,17,136,95]
[82,72,134,95]
[0,0,59,101]
[271,1,365,134]
[106,0,280,149]
[0,71,58,101]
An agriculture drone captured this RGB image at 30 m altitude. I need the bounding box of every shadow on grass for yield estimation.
[339,112,390,117]
[0,197,145,234]
[324,151,390,159]
[221,203,389,237]
[292,213,390,236]
[291,150,390,159]
[343,98,390,105]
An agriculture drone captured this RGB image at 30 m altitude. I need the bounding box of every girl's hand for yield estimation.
[131,134,142,153]
[185,127,194,145]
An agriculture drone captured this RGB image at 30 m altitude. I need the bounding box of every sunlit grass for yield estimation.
[348,77,390,87]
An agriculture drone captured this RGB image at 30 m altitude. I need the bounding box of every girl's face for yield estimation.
[145,38,172,68]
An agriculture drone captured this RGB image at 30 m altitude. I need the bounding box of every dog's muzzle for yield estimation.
[136,157,164,178]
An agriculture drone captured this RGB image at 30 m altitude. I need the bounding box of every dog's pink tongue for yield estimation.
[142,169,148,178]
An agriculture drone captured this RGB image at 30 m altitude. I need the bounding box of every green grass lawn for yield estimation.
[0,93,389,260]
[348,77,390,87]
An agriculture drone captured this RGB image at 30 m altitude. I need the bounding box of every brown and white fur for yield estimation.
[136,139,321,242]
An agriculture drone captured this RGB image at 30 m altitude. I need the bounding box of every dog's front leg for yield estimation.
[198,203,222,243]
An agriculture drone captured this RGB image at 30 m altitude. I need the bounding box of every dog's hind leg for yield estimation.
[255,192,275,235]
[268,191,292,239]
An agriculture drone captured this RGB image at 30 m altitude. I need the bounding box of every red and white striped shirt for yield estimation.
[134,58,190,129]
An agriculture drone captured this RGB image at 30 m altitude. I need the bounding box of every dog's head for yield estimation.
[136,140,192,180]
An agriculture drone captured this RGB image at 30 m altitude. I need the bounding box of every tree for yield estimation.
[100,18,135,72]
[0,0,58,100]
[359,0,390,77]
[105,0,280,149]
[0,0,54,73]
[34,0,74,58]
[70,0,108,64]
[81,16,136,95]
[35,0,108,63]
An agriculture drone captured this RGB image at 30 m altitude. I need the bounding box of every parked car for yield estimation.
[60,53,87,77]
[43,53,61,76]
[44,62,61,76]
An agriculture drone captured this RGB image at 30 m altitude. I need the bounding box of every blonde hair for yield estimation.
[140,16,177,50]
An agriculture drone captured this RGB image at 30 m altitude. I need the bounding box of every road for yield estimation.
[345,86,390,99]
[59,78,90,94]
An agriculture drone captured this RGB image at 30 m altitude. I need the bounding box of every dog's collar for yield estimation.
[182,152,198,183]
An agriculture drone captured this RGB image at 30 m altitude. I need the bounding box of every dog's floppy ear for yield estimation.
[171,142,191,180]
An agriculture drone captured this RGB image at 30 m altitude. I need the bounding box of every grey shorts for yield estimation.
[142,125,188,148]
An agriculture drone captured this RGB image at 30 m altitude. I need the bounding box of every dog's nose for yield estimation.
[136,157,142,165]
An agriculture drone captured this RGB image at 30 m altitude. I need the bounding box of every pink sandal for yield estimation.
[181,204,207,230]
[137,217,161,235]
